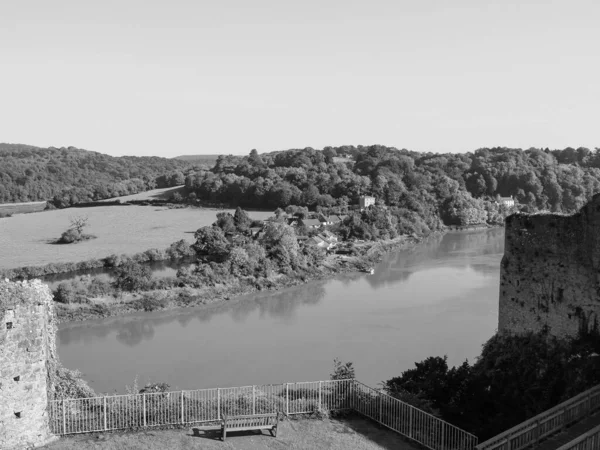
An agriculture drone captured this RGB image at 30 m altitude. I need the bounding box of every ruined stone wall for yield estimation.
[499,194,600,338]
[0,280,58,449]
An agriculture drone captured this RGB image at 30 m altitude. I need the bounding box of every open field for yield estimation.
[0,205,271,270]
[42,417,418,450]
[95,186,186,203]
[0,200,47,215]
[174,154,221,165]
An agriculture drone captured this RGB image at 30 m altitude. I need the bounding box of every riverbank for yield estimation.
[54,235,421,324]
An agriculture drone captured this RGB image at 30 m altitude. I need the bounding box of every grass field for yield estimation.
[42,417,417,450]
[95,186,186,203]
[0,201,47,216]
[0,205,271,270]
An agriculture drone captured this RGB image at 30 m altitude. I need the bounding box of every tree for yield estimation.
[113,261,152,291]
[215,212,236,234]
[193,226,231,262]
[233,207,252,232]
[69,215,89,234]
[330,358,355,380]
[259,222,301,271]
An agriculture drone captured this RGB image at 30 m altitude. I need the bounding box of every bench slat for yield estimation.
[221,412,279,441]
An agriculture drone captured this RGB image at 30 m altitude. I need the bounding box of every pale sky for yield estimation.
[1,0,599,157]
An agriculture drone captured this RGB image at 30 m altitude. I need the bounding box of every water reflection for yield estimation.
[57,229,504,393]
[365,229,504,289]
[43,259,195,290]
[59,282,327,348]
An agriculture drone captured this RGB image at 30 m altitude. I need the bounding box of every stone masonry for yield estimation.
[0,279,58,449]
[499,194,600,338]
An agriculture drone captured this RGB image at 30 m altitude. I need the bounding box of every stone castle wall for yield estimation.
[499,194,600,337]
[0,280,58,449]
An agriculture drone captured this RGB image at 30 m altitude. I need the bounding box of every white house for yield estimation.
[498,196,515,208]
[359,195,376,209]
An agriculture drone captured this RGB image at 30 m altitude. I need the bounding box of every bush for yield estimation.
[53,281,90,304]
[113,261,152,291]
[144,248,167,261]
[52,365,96,399]
[58,228,81,244]
[135,293,169,312]
[53,283,78,304]
[330,358,355,380]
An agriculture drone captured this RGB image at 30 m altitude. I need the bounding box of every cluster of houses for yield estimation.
[246,212,346,252]
[243,196,378,252]
[289,214,347,229]
[301,230,338,250]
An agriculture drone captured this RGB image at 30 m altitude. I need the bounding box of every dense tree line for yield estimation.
[186,146,600,229]
[187,207,327,285]
[0,144,199,207]
[383,331,600,440]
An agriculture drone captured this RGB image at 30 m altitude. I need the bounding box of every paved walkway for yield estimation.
[535,412,600,450]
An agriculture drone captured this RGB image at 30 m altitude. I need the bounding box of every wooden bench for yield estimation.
[221,412,279,441]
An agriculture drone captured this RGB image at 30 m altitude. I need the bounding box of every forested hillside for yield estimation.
[0,144,200,207]
[186,146,600,230]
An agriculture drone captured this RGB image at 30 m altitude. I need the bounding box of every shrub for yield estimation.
[144,248,166,261]
[136,293,169,312]
[54,283,78,304]
[330,358,355,380]
[52,365,96,399]
[113,261,152,291]
[58,228,81,244]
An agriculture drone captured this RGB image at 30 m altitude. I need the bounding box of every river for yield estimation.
[57,229,504,394]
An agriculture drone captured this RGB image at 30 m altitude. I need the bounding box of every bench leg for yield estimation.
[222,428,226,441]
[271,424,277,437]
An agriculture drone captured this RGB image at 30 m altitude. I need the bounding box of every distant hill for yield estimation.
[174,154,222,165]
[0,143,199,207]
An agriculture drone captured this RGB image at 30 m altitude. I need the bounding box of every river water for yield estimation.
[57,229,504,394]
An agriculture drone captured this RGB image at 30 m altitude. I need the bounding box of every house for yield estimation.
[305,235,336,251]
[249,227,263,238]
[300,218,321,229]
[328,215,344,224]
[359,195,376,209]
[319,230,338,243]
[498,196,515,208]
[305,236,328,248]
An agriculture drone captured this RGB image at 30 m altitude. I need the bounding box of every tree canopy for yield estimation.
[186,146,600,229]
[0,143,200,207]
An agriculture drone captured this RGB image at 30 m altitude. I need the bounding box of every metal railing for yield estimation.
[49,379,353,435]
[49,378,478,450]
[476,384,600,450]
[556,423,600,450]
[352,381,478,450]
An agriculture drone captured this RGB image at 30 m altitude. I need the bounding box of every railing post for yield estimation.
[217,388,221,420]
[103,397,107,431]
[286,383,290,416]
[534,419,540,447]
[62,400,66,435]
[318,381,322,409]
[252,385,256,415]
[379,392,382,422]
[408,406,413,438]
[143,393,146,427]
[181,391,184,424]
[562,406,568,430]
[440,421,445,450]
